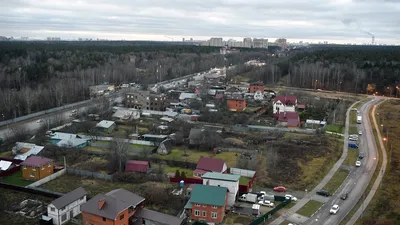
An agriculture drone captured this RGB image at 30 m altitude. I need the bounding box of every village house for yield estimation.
[273,96,298,114]
[202,172,240,208]
[47,187,87,225]
[193,157,227,178]
[125,160,151,173]
[249,81,264,93]
[96,120,117,133]
[277,111,300,129]
[20,156,54,181]
[49,132,90,148]
[81,188,145,225]
[12,142,44,161]
[227,95,247,112]
[184,184,228,223]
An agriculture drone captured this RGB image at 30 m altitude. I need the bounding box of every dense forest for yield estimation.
[228,46,400,96]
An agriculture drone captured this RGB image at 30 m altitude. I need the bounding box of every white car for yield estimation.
[36,119,43,123]
[358,130,362,135]
[330,205,340,214]
[285,194,298,202]
[258,200,275,207]
[355,161,361,167]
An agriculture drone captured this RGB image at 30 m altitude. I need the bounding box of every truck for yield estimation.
[258,193,275,202]
[357,116,362,124]
[238,193,258,203]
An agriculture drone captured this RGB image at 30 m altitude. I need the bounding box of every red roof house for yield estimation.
[193,157,227,178]
[273,96,298,114]
[277,112,300,129]
[125,160,150,173]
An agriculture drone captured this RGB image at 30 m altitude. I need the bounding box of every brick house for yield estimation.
[277,112,300,129]
[249,81,264,94]
[184,184,228,223]
[20,156,54,180]
[193,157,227,178]
[81,188,145,225]
[227,95,246,112]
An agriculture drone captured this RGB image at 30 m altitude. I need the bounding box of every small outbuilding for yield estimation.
[125,160,151,173]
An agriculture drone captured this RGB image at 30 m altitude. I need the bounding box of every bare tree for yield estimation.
[112,137,129,172]
[22,87,37,114]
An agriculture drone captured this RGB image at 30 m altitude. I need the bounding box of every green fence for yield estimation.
[249,199,291,225]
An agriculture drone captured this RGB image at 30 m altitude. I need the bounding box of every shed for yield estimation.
[157,139,172,155]
[96,120,116,133]
[125,160,150,173]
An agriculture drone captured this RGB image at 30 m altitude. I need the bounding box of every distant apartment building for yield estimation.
[253,38,268,48]
[276,38,287,49]
[126,90,166,111]
[243,38,253,48]
[210,38,223,47]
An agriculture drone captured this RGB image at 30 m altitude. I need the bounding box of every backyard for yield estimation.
[1,170,34,187]
[326,124,344,134]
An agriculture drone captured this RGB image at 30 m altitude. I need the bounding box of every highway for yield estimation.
[305,98,380,225]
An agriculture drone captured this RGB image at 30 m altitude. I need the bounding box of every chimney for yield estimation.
[98,199,106,209]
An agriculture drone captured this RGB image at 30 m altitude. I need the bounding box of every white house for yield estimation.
[273,96,298,114]
[47,187,87,225]
[12,142,44,161]
[202,172,240,208]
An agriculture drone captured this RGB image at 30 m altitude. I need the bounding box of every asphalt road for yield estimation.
[305,98,380,225]
[0,95,123,141]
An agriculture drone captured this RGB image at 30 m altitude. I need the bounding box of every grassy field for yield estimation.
[154,147,239,167]
[1,171,34,187]
[156,164,194,178]
[322,169,349,194]
[348,126,358,135]
[223,214,251,225]
[0,151,12,156]
[130,144,153,150]
[297,137,343,190]
[297,200,324,217]
[326,124,345,134]
[350,111,357,125]
[344,148,359,166]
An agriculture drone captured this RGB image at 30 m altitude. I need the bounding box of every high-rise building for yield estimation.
[275,38,287,49]
[210,37,223,47]
[253,38,268,48]
[243,38,252,48]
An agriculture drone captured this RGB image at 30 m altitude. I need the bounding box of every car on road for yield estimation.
[358,152,365,159]
[273,186,286,192]
[330,204,340,214]
[358,130,363,135]
[285,194,298,202]
[340,193,348,200]
[258,200,275,207]
[355,160,361,167]
[316,190,330,197]
[36,119,43,123]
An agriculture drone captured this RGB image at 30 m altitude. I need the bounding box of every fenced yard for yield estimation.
[1,170,34,187]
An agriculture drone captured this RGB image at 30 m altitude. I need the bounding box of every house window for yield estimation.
[195,204,200,207]
[61,214,67,221]
[212,212,217,218]
[194,210,200,216]
[202,204,207,207]
[41,165,45,170]
[32,167,36,171]
[51,207,55,212]
[30,173,35,177]
[120,214,124,220]
[202,211,207,217]
[102,217,106,221]
[212,206,217,209]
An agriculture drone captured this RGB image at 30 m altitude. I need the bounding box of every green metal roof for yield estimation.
[202,172,240,182]
[184,200,192,209]
[190,184,227,206]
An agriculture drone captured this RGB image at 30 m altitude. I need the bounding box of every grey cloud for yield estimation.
[0,0,399,43]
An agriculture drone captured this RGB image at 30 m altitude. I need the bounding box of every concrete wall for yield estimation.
[27,169,66,188]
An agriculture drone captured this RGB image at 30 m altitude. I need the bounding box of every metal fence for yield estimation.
[249,199,291,225]
[66,168,114,181]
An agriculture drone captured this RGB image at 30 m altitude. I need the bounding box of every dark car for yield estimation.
[316,190,330,197]
[358,152,365,160]
[341,193,348,200]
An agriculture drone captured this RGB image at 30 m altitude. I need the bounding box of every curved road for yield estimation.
[305,98,380,225]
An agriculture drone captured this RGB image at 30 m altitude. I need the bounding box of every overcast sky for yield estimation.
[1,0,399,44]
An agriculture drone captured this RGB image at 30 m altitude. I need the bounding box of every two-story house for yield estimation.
[81,188,145,225]
[47,187,87,225]
[184,184,228,223]
[249,81,264,94]
[227,95,246,112]
[20,156,54,180]
[193,157,227,178]
[273,96,298,114]
[202,172,240,208]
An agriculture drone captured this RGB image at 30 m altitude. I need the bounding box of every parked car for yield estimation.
[355,160,361,167]
[330,205,340,214]
[340,193,348,200]
[36,119,43,123]
[273,186,286,192]
[358,130,362,135]
[285,194,298,202]
[316,190,330,197]
[258,200,275,207]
